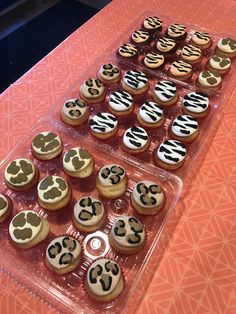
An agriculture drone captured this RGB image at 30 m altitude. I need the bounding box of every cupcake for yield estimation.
[60,98,89,126]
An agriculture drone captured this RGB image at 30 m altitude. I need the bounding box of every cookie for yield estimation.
[180,44,202,64]
[109,216,145,254]
[182,91,210,118]
[108,90,134,117]
[152,80,178,106]
[60,98,89,126]
[73,196,105,232]
[86,258,124,302]
[131,29,151,46]
[122,126,150,155]
[156,37,177,54]
[198,70,221,89]
[31,131,62,161]
[98,63,121,84]
[96,164,127,199]
[131,181,165,215]
[46,236,81,275]
[4,158,39,191]
[153,139,187,170]
[121,70,149,96]
[9,210,50,249]
[0,193,13,223]
[63,147,94,178]
[190,31,212,50]
[166,23,187,40]
[215,38,236,59]
[142,16,162,33]
[169,60,193,81]
[80,78,105,104]
[89,112,118,140]
[207,55,231,75]
[37,175,71,211]
[171,115,199,142]
[117,43,138,60]
[143,52,165,69]
[137,101,164,128]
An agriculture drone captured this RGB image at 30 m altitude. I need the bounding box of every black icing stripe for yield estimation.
[145,53,164,64]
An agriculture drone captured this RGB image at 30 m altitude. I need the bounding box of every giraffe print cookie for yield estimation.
[60,98,89,126]
[86,258,124,302]
[198,70,221,89]
[4,158,39,191]
[9,210,50,248]
[98,63,121,84]
[109,216,145,254]
[80,78,105,104]
[31,131,62,160]
[46,236,81,274]
[37,175,71,211]
[0,193,13,223]
[131,181,165,215]
[73,196,105,232]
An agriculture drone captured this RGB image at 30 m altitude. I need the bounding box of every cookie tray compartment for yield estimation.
[0,117,182,313]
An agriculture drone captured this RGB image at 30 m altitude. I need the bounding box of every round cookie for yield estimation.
[80,78,105,104]
[46,236,81,275]
[117,43,138,60]
[60,98,89,126]
[171,115,199,142]
[122,126,150,155]
[108,90,134,117]
[131,29,151,46]
[166,23,187,40]
[89,112,118,140]
[143,52,165,69]
[31,131,62,161]
[142,16,162,32]
[215,38,236,59]
[137,101,164,128]
[63,147,94,178]
[9,210,50,249]
[0,193,13,223]
[169,60,193,81]
[73,196,105,232]
[86,258,124,302]
[153,139,187,170]
[190,31,212,50]
[98,63,121,84]
[121,70,149,96]
[131,181,165,215]
[198,70,221,89]
[182,91,210,118]
[207,55,231,75]
[4,158,39,191]
[96,164,127,199]
[180,44,202,64]
[156,37,177,54]
[37,175,71,211]
[109,216,145,254]
[152,80,178,106]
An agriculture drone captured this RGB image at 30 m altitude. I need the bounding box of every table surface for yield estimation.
[0,0,236,313]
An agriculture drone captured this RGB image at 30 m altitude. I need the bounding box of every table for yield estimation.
[0,0,236,313]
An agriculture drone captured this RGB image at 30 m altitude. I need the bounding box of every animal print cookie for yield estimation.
[108,90,133,116]
[60,98,89,126]
[156,37,176,53]
[152,80,178,105]
[122,70,149,95]
[208,55,231,74]
[167,23,187,40]
[131,30,151,45]
[86,258,124,301]
[171,115,199,142]
[169,60,193,81]
[143,16,162,31]
[4,158,38,191]
[0,193,12,223]
[89,112,118,139]
[32,131,62,160]
[118,43,138,58]
[122,126,150,154]
[216,38,236,58]
[190,31,212,49]
[46,236,81,274]
[80,78,105,104]
[182,91,209,116]
[143,52,165,69]
[198,70,221,89]
[137,101,164,128]
[98,63,121,84]
[181,45,202,63]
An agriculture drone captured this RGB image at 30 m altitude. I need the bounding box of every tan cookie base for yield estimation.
[45,254,81,275]
[98,72,121,84]
[137,112,164,129]
[121,138,150,156]
[169,69,193,82]
[5,166,39,192]
[181,103,210,119]
[38,186,72,211]
[121,80,149,96]
[60,108,89,126]
[80,89,106,105]
[108,231,145,254]
[31,143,63,161]
[153,148,186,171]
[108,103,134,117]
[170,129,199,143]
[152,90,179,106]
[206,61,231,75]
[130,193,164,216]
[63,158,94,178]
[90,127,117,140]
[72,212,105,233]
[215,47,236,59]
[189,38,212,51]
[96,176,127,199]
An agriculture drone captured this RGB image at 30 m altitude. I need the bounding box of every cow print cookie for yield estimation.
[46,236,81,273]
[98,63,121,84]
[167,23,187,40]
[73,196,105,232]
[171,115,199,142]
[61,98,88,126]
[118,43,138,58]
[143,16,162,31]
[122,126,150,154]
[0,193,12,222]
[89,112,118,139]
[86,258,123,301]
[80,78,105,103]
[122,70,149,95]
[152,80,178,105]
[198,70,221,89]
[138,101,164,128]
[32,131,62,160]
[169,60,193,81]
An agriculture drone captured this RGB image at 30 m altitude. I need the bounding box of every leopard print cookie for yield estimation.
[198,69,221,89]
[98,164,125,187]
[61,98,89,126]
[80,78,105,103]
[32,131,62,160]
[98,63,121,83]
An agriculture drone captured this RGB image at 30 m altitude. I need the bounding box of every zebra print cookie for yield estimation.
[156,37,176,53]
[122,126,150,154]
[171,115,199,142]
[191,31,212,49]
[80,78,105,104]
[138,101,164,128]
[143,16,162,31]
[182,92,209,117]
[181,45,202,63]
[131,30,151,45]
[167,24,187,40]
[89,112,118,139]
[108,90,133,115]
[143,52,165,69]
[154,139,187,170]
[152,80,178,105]
[118,43,138,58]
[169,60,193,80]
[122,70,149,95]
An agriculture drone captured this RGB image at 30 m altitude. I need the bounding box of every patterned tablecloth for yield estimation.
[0,0,235,313]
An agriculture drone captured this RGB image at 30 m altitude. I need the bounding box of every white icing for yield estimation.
[156,37,176,52]
[37,175,69,204]
[131,30,150,43]
[9,210,42,244]
[89,112,117,134]
[74,196,104,227]
[109,90,133,112]
[80,78,104,99]
[157,139,186,165]
[183,92,209,113]
[98,64,120,81]
[192,31,211,46]
[168,24,186,38]
[63,147,92,172]
[144,52,164,68]
[62,98,87,120]
[123,126,149,150]
[46,236,81,270]
[217,38,236,53]
[32,132,62,155]
[143,16,162,30]
[198,71,221,87]
[132,180,164,208]
[87,259,121,296]
[4,158,36,187]
[172,115,198,137]
[209,56,231,70]
[98,164,125,187]
[118,43,137,57]
[111,215,145,247]
[0,194,9,217]
[153,80,177,102]
[123,70,148,90]
[139,101,163,124]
